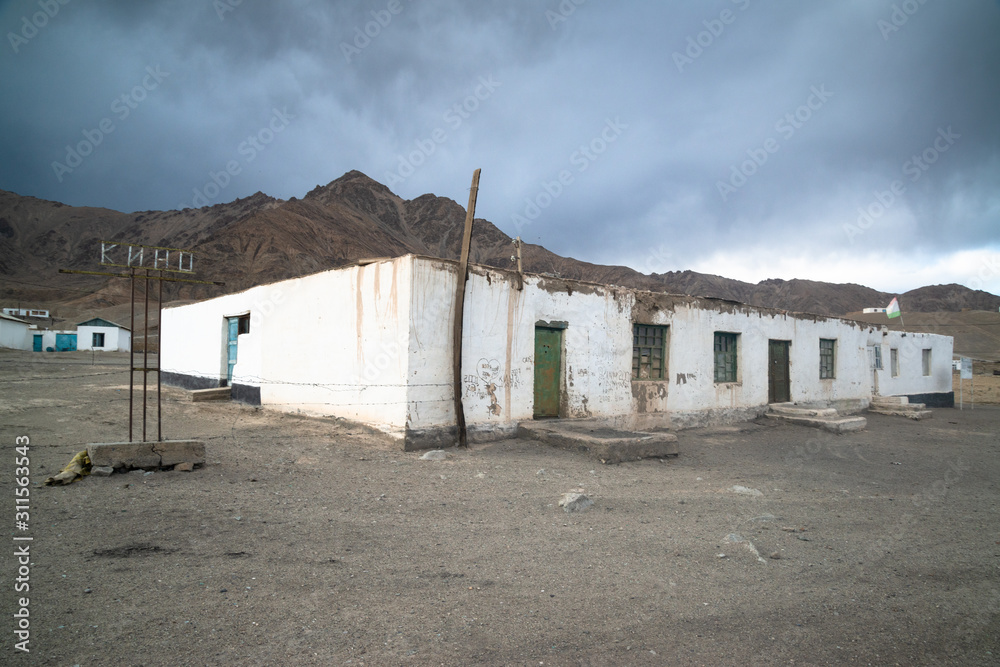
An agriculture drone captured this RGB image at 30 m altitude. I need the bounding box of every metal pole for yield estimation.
[129,269,135,441]
[142,269,149,442]
[157,270,163,442]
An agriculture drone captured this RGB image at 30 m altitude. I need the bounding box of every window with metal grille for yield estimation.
[819,338,836,379]
[632,324,667,380]
[922,349,931,376]
[873,346,883,370]
[714,332,738,383]
[92,332,105,348]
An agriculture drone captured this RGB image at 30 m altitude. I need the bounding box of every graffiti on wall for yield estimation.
[464,358,523,416]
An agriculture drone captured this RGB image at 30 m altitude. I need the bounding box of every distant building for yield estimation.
[0,313,31,350]
[34,330,77,352]
[2,307,50,318]
[76,318,131,352]
[862,308,887,314]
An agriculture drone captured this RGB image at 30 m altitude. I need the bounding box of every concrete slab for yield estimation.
[517,420,678,464]
[87,440,206,470]
[191,387,231,402]
[768,403,839,418]
[869,396,931,419]
[869,407,933,420]
[870,396,910,406]
[765,412,867,433]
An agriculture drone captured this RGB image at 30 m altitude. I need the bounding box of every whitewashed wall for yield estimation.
[77,325,131,351]
[403,257,954,437]
[162,254,955,448]
[871,330,953,397]
[257,258,412,435]
[0,318,30,349]
[38,330,77,351]
[162,257,413,437]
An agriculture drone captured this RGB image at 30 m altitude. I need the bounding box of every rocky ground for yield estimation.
[1,349,999,666]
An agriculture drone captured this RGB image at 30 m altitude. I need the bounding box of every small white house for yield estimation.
[0,312,31,349]
[161,255,954,450]
[76,318,131,352]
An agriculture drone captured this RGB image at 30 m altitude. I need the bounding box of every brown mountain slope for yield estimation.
[1,170,998,321]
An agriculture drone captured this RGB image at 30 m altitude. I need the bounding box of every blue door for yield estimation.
[55,333,77,351]
[32,335,42,352]
[226,317,239,385]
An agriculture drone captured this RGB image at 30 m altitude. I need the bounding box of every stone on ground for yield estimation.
[558,492,594,513]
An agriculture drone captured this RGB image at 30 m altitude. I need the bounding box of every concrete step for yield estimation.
[517,420,679,464]
[765,412,867,433]
[768,403,839,418]
[869,406,933,420]
[190,387,231,402]
[869,395,931,419]
[870,395,909,406]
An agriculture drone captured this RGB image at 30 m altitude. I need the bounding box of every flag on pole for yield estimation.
[886,297,901,319]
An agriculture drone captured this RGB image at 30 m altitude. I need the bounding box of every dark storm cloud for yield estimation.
[1,0,997,293]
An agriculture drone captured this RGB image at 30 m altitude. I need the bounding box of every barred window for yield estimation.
[819,339,836,379]
[714,332,738,383]
[632,324,667,380]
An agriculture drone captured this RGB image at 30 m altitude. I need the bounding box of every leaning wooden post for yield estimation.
[453,168,481,448]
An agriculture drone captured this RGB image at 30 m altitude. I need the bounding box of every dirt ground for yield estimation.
[2,350,999,666]
[953,360,1000,405]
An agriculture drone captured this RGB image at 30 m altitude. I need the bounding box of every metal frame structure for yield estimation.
[60,242,223,442]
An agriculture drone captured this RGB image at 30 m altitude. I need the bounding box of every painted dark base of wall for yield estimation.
[401,423,519,451]
[906,391,955,408]
[231,383,261,406]
[161,371,221,391]
[404,425,458,451]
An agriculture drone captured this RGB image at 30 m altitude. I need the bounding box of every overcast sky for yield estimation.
[2,0,998,297]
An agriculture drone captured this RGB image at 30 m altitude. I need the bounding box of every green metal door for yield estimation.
[768,339,790,403]
[226,317,239,385]
[533,327,562,418]
[55,333,77,351]
[32,335,42,352]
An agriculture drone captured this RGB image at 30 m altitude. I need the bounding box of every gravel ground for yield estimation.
[1,350,999,666]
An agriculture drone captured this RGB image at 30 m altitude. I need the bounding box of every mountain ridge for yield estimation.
[1,170,998,319]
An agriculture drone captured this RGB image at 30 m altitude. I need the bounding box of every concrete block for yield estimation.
[87,440,206,470]
[518,420,679,463]
[191,387,231,402]
[155,441,206,467]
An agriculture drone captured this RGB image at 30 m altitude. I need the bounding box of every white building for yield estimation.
[76,318,131,352]
[0,312,31,349]
[161,255,954,450]
[34,329,78,351]
[2,307,50,318]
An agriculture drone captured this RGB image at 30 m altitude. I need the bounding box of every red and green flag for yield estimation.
[886,297,901,319]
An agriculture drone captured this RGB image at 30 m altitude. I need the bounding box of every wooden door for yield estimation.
[226,317,239,385]
[533,327,562,418]
[768,340,790,403]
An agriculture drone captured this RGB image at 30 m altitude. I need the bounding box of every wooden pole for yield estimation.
[513,236,524,291]
[453,168,481,448]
